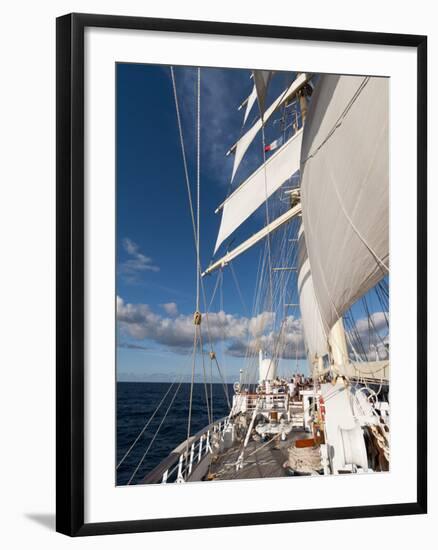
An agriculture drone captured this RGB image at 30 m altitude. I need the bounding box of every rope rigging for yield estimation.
[171,67,231,475]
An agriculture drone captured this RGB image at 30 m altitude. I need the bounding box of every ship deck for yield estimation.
[206,429,311,481]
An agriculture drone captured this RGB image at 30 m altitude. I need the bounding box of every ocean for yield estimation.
[117,382,232,485]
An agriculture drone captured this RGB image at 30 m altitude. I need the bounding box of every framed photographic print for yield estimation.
[56,13,427,536]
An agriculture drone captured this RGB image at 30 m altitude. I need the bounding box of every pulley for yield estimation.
[193,311,202,325]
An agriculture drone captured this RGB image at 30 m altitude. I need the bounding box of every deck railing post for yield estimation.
[176,454,185,483]
[206,430,212,453]
[198,435,204,463]
[188,442,195,475]
[161,469,168,484]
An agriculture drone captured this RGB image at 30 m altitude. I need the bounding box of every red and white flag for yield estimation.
[264,136,283,153]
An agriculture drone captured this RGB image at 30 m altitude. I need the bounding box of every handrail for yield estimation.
[141,416,228,484]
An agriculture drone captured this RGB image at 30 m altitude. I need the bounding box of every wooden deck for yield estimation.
[207,429,311,481]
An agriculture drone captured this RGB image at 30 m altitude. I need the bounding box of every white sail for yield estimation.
[215,128,303,253]
[253,70,273,119]
[300,74,389,334]
[240,85,257,125]
[203,203,301,276]
[230,72,309,181]
[297,225,329,359]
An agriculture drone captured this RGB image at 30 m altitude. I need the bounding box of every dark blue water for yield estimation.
[117,382,232,485]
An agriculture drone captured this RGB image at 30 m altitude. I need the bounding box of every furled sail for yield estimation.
[215,128,303,254]
[300,74,389,335]
[203,203,302,276]
[230,72,310,181]
[297,225,329,359]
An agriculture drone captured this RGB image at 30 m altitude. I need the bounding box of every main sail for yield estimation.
[300,74,389,336]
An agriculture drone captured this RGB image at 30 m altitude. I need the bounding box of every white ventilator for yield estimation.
[258,350,278,383]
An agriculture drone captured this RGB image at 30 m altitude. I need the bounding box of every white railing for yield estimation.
[242,393,288,412]
[142,416,229,484]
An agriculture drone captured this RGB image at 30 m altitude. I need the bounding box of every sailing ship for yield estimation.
[118,67,390,484]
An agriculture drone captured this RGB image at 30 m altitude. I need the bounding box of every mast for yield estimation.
[328,318,349,377]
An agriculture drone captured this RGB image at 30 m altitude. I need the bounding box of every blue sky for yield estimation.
[116,63,388,383]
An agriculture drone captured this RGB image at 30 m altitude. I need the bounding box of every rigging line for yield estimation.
[351,304,374,359]
[185,328,199,477]
[230,262,249,317]
[198,325,212,426]
[375,283,389,325]
[210,354,214,421]
[170,67,198,256]
[196,67,201,312]
[224,76,252,198]
[243,237,272,390]
[127,376,185,485]
[345,310,367,358]
[117,378,176,470]
[213,356,231,409]
[197,277,214,420]
[218,269,229,385]
[188,67,202,471]
[200,273,230,408]
[261,123,274,312]
[172,65,204,476]
[362,295,388,350]
[326,127,389,275]
[207,271,221,312]
[301,77,371,165]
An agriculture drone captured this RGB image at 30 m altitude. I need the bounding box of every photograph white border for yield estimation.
[84,27,418,523]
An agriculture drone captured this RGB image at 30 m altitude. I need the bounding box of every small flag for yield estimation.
[264,137,283,153]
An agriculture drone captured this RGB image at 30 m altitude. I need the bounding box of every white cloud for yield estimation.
[117,296,305,358]
[354,311,389,337]
[118,238,160,283]
[161,302,178,317]
[347,311,389,360]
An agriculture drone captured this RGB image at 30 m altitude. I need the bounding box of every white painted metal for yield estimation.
[321,381,367,474]
[258,350,278,383]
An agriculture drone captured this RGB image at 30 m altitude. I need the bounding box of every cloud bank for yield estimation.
[117,296,389,362]
[117,296,305,358]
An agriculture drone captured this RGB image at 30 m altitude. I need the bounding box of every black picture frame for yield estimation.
[56,12,427,537]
